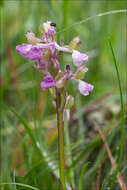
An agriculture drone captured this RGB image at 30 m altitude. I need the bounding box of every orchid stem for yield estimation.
[56,88,66,190]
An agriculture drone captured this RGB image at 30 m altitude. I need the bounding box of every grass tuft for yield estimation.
[108,39,125,189]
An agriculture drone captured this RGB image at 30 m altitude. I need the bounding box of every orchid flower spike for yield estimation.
[16,21,94,99]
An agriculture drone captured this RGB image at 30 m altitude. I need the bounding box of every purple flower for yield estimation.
[16,44,32,54]
[37,43,55,54]
[40,75,56,90]
[78,80,94,96]
[16,44,43,60]
[16,42,56,61]
[72,50,88,66]
[16,21,94,96]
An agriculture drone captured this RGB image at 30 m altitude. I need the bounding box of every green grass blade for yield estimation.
[1,104,60,188]
[0,183,40,190]
[58,9,127,34]
[1,104,73,188]
[78,162,90,190]
[100,179,106,190]
[70,138,101,170]
[1,103,43,158]
[61,0,70,40]
[108,39,125,189]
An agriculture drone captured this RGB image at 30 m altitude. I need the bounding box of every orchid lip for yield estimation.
[40,75,56,90]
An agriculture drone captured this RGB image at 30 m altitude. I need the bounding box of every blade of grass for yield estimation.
[0,113,13,190]
[58,9,127,34]
[1,103,59,167]
[1,103,43,158]
[43,0,56,20]
[1,104,68,188]
[78,162,90,190]
[61,0,70,40]
[100,179,106,190]
[84,152,105,190]
[108,39,125,190]
[0,183,40,190]
[84,127,117,190]
[1,105,74,189]
[83,141,109,189]
[47,128,57,147]
[69,113,125,171]
[70,138,101,170]
[96,146,105,190]
[94,121,127,190]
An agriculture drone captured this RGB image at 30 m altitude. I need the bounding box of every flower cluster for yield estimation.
[16,21,94,98]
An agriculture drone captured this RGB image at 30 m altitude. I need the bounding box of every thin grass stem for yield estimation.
[108,39,125,189]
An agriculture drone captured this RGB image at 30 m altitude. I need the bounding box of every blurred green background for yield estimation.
[0,1,126,190]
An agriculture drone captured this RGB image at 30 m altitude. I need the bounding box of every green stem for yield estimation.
[56,88,66,190]
[64,116,75,188]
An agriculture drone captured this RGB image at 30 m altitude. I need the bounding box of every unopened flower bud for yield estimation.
[65,95,74,109]
[74,66,88,80]
[66,64,70,72]
[69,36,81,50]
[26,31,42,44]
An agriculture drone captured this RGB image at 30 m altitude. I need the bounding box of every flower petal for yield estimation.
[37,43,55,54]
[16,44,43,60]
[78,80,94,96]
[16,44,32,55]
[72,50,88,66]
[40,75,56,90]
[27,47,43,60]
[26,31,42,44]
